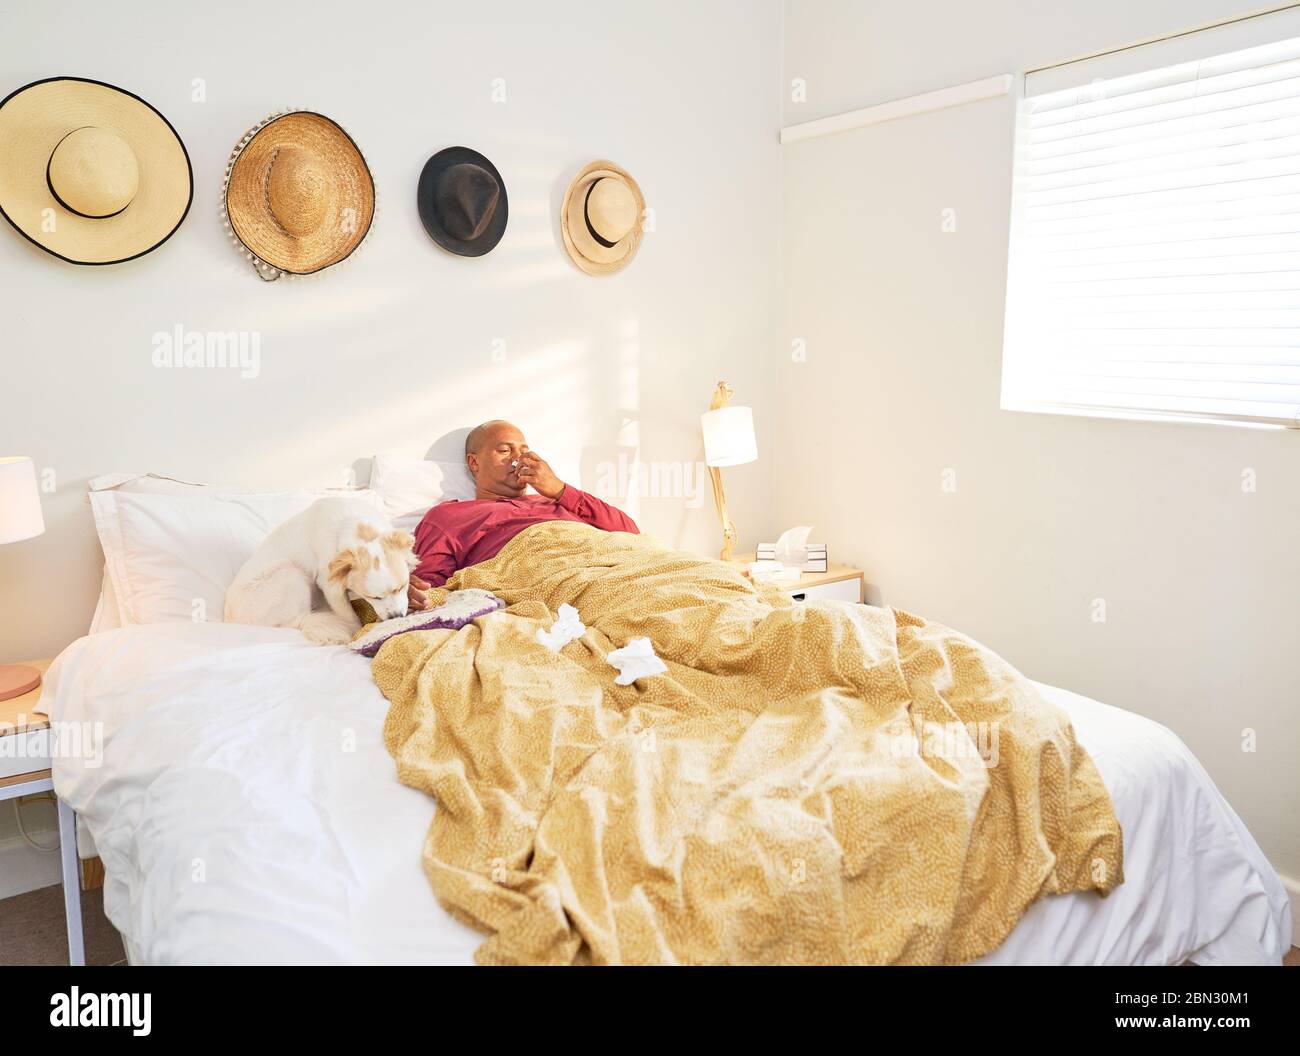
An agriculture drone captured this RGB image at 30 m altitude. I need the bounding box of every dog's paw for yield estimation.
[299,613,356,646]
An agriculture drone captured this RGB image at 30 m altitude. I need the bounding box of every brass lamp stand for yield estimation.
[707,382,739,561]
[701,381,757,561]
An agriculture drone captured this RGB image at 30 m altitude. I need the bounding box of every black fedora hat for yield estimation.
[417,146,507,257]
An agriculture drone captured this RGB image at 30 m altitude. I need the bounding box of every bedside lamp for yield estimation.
[0,457,46,701]
[700,381,757,561]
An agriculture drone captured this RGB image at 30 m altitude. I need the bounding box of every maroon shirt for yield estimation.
[413,485,639,586]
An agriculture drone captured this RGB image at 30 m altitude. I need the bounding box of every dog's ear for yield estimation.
[328,547,362,585]
[382,531,419,571]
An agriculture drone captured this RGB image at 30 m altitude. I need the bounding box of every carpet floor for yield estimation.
[0,883,126,965]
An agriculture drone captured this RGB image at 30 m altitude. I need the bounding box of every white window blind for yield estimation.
[1002,8,1300,427]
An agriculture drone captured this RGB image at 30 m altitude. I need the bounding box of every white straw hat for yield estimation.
[0,77,192,265]
[560,159,645,276]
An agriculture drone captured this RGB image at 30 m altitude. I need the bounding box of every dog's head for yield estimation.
[329,526,418,622]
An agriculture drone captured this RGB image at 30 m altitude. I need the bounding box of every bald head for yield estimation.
[465,419,516,458]
[464,420,529,499]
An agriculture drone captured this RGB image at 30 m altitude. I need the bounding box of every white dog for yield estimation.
[225,497,418,645]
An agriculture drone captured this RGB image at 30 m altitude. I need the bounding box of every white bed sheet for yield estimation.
[41,622,1291,965]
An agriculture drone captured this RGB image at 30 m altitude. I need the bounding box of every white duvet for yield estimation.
[41,622,1291,965]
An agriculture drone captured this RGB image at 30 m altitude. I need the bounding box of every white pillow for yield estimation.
[87,471,215,494]
[87,474,221,632]
[89,489,381,626]
[370,456,476,533]
[87,568,122,635]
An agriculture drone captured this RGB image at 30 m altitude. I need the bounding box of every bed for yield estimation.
[47,465,1290,964]
[41,619,1290,965]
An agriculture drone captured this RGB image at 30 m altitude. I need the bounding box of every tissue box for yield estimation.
[756,543,828,572]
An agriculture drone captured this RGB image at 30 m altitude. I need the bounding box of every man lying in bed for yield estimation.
[378,424,1125,965]
[407,420,638,608]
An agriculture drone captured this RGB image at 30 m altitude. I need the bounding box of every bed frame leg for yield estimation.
[57,798,85,966]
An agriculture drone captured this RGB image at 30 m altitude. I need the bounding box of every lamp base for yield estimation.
[0,663,42,702]
[718,527,737,563]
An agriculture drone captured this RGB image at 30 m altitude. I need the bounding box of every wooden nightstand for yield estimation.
[0,659,85,965]
[729,553,866,604]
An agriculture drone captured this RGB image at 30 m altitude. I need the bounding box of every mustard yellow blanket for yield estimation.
[374,521,1123,965]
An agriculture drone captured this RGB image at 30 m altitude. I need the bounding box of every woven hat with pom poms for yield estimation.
[222,110,373,281]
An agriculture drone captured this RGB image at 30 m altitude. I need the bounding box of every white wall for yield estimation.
[780,0,1300,881]
[0,0,784,663]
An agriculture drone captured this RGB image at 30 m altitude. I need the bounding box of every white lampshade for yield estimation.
[701,406,758,468]
[0,457,45,545]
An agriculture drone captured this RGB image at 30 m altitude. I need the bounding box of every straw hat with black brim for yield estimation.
[560,159,645,276]
[417,146,508,257]
[0,76,192,266]
[223,110,375,281]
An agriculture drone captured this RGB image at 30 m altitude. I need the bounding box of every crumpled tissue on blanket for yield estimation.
[536,603,586,651]
[605,636,667,685]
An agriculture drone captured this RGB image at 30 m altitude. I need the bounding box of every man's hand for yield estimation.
[516,452,565,500]
[407,574,431,611]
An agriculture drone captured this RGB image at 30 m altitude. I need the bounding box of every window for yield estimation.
[1002,9,1300,427]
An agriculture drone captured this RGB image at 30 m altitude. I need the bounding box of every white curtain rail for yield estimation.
[779,74,1014,145]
